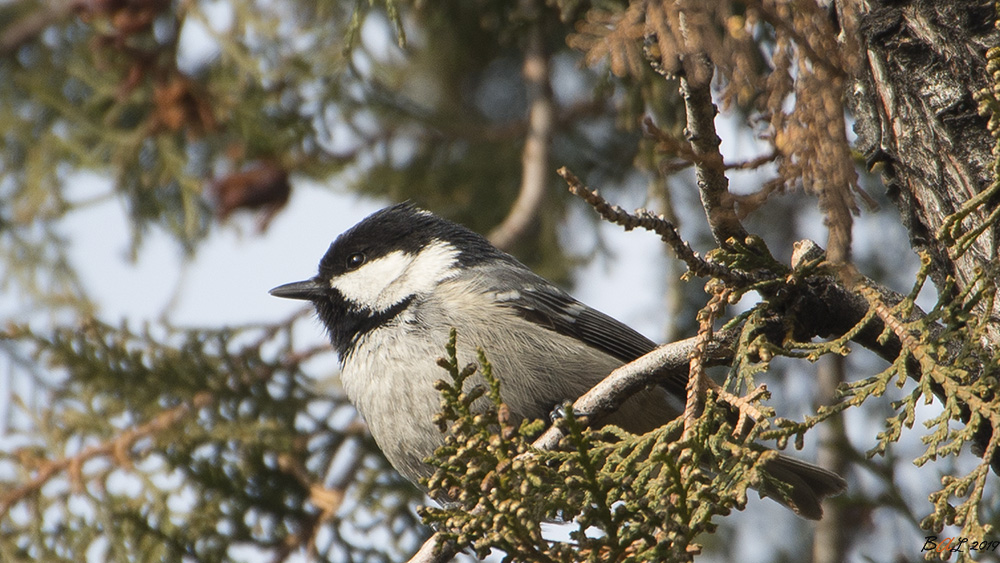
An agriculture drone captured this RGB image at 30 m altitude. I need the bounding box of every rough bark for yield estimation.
[844,0,1000,343]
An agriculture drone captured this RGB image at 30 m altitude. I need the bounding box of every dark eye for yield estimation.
[346,252,366,270]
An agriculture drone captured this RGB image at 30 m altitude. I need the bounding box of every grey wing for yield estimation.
[488,269,688,399]
[506,285,656,362]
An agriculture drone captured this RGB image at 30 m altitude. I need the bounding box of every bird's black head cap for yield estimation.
[316,202,511,280]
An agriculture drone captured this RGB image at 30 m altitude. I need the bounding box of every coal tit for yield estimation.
[270,202,846,519]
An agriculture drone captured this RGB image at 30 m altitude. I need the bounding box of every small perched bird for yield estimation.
[270,202,846,519]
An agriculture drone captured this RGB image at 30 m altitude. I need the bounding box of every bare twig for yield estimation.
[531,330,737,452]
[406,533,455,563]
[488,0,553,251]
[683,283,730,436]
[643,117,778,173]
[559,167,752,284]
[726,151,780,171]
[675,41,749,247]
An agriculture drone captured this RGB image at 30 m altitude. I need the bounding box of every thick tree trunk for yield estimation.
[845,0,1000,344]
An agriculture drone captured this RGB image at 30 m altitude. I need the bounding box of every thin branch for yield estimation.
[726,151,780,171]
[643,117,778,173]
[676,50,749,247]
[488,0,554,251]
[683,283,730,436]
[275,451,356,562]
[531,330,737,452]
[406,533,454,563]
[559,167,752,284]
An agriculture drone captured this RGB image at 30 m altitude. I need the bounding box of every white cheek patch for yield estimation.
[330,240,460,312]
[330,250,412,309]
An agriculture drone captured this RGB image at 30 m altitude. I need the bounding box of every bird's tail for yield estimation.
[757,453,847,520]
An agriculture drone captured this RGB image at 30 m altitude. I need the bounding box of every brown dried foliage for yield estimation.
[150,74,218,135]
[568,0,867,256]
[78,0,218,137]
[212,161,291,231]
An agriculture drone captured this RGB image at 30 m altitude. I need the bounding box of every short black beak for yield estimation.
[269,279,326,301]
